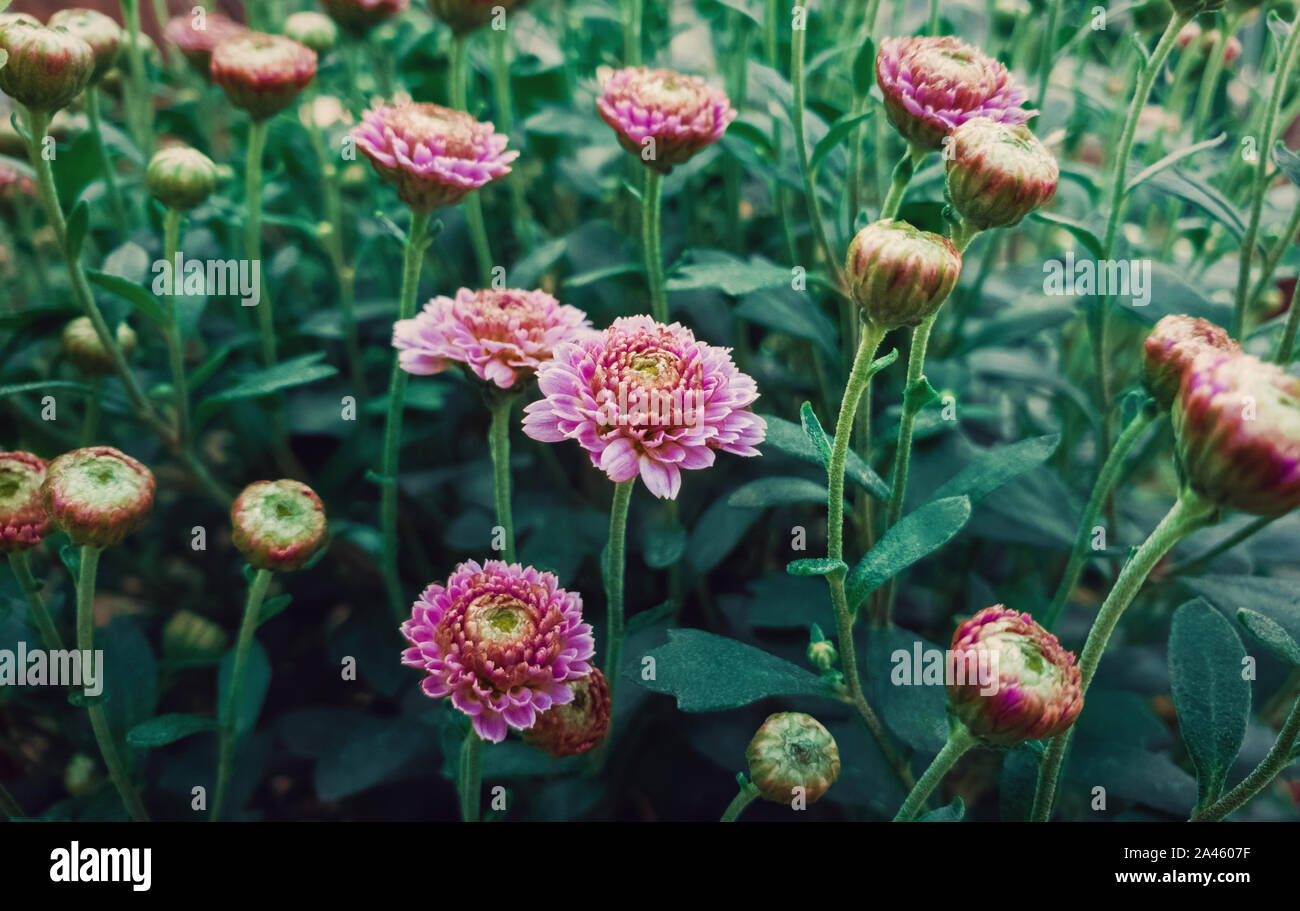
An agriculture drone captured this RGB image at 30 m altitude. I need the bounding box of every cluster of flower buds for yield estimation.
[746,713,841,804]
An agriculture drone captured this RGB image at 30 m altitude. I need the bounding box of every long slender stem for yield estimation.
[1192,689,1300,821]
[642,168,667,322]
[8,551,64,651]
[1249,197,1300,349]
[720,780,761,821]
[211,566,271,822]
[624,0,643,65]
[1031,491,1216,821]
[1167,513,1279,577]
[119,0,152,156]
[450,35,495,286]
[1034,0,1064,111]
[892,722,976,821]
[458,729,485,822]
[76,545,150,822]
[162,208,191,447]
[85,89,128,234]
[380,211,431,622]
[1042,406,1158,631]
[880,146,920,220]
[603,479,635,723]
[490,23,531,250]
[487,394,518,563]
[1235,9,1300,338]
[791,11,843,287]
[1192,11,1246,142]
[244,120,275,368]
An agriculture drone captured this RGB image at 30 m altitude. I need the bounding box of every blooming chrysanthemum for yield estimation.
[210,32,317,121]
[876,35,1033,150]
[947,605,1083,748]
[1143,314,1240,410]
[392,288,591,388]
[319,0,409,36]
[163,13,247,79]
[1173,352,1300,516]
[350,101,517,213]
[401,560,595,743]
[596,66,736,174]
[0,451,49,553]
[523,667,611,757]
[522,316,766,499]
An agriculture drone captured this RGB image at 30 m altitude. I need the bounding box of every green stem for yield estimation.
[892,722,976,821]
[76,545,150,822]
[162,208,191,447]
[1192,11,1245,140]
[380,210,431,622]
[603,479,635,725]
[624,0,643,65]
[8,551,64,651]
[342,39,368,120]
[487,394,518,564]
[211,566,271,823]
[81,377,102,446]
[85,89,128,234]
[1042,405,1158,632]
[491,23,531,250]
[458,729,485,822]
[1249,196,1300,345]
[880,145,921,220]
[1167,514,1279,577]
[119,0,152,156]
[244,120,275,368]
[642,168,667,322]
[1031,490,1216,821]
[1034,0,1063,111]
[791,13,844,287]
[720,780,761,822]
[451,35,495,286]
[1192,689,1300,821]
[1235,9,1300,339]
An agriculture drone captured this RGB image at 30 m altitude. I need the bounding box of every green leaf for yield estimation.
[644,517,686,569]
[1145,169,1248,240]
[852,37,875,97]
[259,593,293,627]
[667,250,791,296]
[1125,134,1226,194]
[904,376,939,412]
[1181,575,1300,647]
[66,200,89,260]
[1237,608,1300,665]
[1031,212,1103,258]
[761,411,889,498]
[846,496,972,610]
[1169,599,1250,808]
[798,401,831,464]
[686,495,761,573]
[564,262,642,289]
[727,475,829,508]
[737,289,840,360]
[918,797,964,822]
[1273,141,1300,188]
[810,110,873,174]
[197,352,338,421]
[126,713,218,748]
[786,557,847,577]
[86,270,167,326]
[640,629,830,711]
[930,434,1061,504]
[0,380,93,399]
[218,640,271,738]
[723,119,776,158]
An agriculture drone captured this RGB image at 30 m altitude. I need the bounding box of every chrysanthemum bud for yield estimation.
[845,219,962,331]
[61,316,136,376]
[1173,352,1300,516]
[807,639,839,673]
[284,11,338,55]
[0,13,42,30]
[163,13,247,79]
[523,668,611,757]
[596,66,736,174]
[947,605,1083,748]
[0,23,96,113]
[231,480,328,572]
[429,0,527,36]
[745,713,840,804]
[1143,314,1240,410]
[320,0,410,36]
[47,9,123,83]
[42,446,155,548]
[0,451,50,553]
[210,32,317,122]
[945,117,1058,230]
[162,609,229,663]
[147,145,218,211]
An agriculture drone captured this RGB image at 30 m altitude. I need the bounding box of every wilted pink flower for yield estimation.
[163,13,248,79]
[947,605,1083,748]
[1143,314,1240,410]
[392,287,591,388]
[522,316,766,499]
[1173,352,1300,516]
[210,32,317,121]
[319,0,409,36]
[350,101,517,213]
[401,560,595,743]
[596,66,736,174]
[876,35,1033,150]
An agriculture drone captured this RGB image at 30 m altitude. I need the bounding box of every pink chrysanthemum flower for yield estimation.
[392,287,592,388]
[350,100,517,213]
[876,35,1033,150]
[522,316,766,499]
[596,66,736,174]
[400,560,595,743]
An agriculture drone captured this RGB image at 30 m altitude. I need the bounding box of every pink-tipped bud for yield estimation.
[231,479,328,572]
[42,447,155,548]
[163,13,247,80]
[1142,314,1240,410]
[596,66,736,175]
[0,451,50,553]
[47,9,123,83]
[0,23,96,113]
[210,32,317,122]
[945,117,1058,230]
[745,712,841,804]
[429,0,527,36]
[320,0,409,36]
[523,668,612,757]
[947,605,1083,748]
[845,219,962,331]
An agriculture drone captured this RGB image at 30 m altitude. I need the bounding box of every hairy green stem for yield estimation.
[162,208,192,447]
[880,145,922,220]
[1192,11,1246,140]
[8,551,64,651]
[603,479,635,722]
[451,35,495,286]
[85,89,128,234]
[791,13,844,287]
[893,722,976,821]
[211,566,271,822]
[642,168,668,322]
[458,729,485,822]
[119,0,153,155]
[720,779,761,822]
[244,120,275,367]
[1035,0,1064,111]
[1192,689,1300,821]
[624,0,643,65]
[487,394,519,564]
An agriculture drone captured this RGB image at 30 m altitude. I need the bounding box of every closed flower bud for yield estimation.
[523,668,612,757]
[320,0,410,36]
[1173,352,1300,516]
[147,145,218,210]
[0,23,96,113]
[0,14,42,30]
[0,451,50,553]
[163,13,247,79]
[162,609,229,663]
[429,0,527,36]
[947,605,1083,748]
[48,9,123,83]
[807,638,838,673]
[210,32,317,122]
[61,316,135,376]
[1142,314,1240,409]
[745,712,840,804]
[945,117,1058,230]
[231,479,328,572]
[845,219,962,330]
[284,11,338,55]
[42,447,155,548]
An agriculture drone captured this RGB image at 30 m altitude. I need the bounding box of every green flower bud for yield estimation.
[807,639,838,673]
[0,23,96,113]
[162,609,229,664]
[944,117,1058,230]
[42,446,156,548]
[284,12,338,55]
[61,316,136,376]
[845,219,962,331]
[147,145,218,211]
[47,9,124,83]
[231,479,328,572]
[745,712,841,804]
